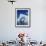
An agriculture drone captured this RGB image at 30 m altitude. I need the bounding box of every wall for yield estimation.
[0,0,46,42]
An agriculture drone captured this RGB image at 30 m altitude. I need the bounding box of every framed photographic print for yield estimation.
[15,8,31,28]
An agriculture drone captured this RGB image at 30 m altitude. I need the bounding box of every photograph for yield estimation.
[15,8,31,28]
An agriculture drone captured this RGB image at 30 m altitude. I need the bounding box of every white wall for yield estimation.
[0,0,46,42]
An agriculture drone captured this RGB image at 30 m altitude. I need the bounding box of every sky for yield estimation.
[17,10,28,18]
